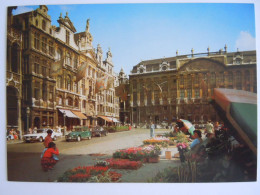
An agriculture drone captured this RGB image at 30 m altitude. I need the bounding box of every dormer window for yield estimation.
[139,69,144,73]
[236,58,242,65]
[162,66,167,71]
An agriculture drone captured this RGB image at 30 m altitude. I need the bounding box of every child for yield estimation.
[41,142,59,172]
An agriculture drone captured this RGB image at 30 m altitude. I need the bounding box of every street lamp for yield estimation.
[26,107,30,134]
[63,111,66,136]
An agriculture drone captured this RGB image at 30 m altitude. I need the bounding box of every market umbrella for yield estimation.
[213,88,257,154]
[179,119,195,135]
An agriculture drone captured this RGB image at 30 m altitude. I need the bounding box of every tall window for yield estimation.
[67,75,71,90]
[58,96,62,105]
[180,75,184,85]
[236,71,242,90]
[74,57,78,68]
[49,86,54,101]
[66,30,70,44]
[180,89,184,99]
[217,72,224,84]
[74,83,78,93]
[34,57,40,74]
[67,97,73,106]
[75,99,79,108]
[57,76,62,88]
[66,52,71,65]
[228,72,233,86]
[245,70,250,91]
[82,100,86,108]
[42,83,47,101]
[48,41,54,56]
[187,89,192,99]
[194,74,199,85]
[41,37,47,53]
[82,79,85,95]
[57,48,62,60]
[34,32,40,50]
[195,89,200,99]
[34,82,40,100]
[42,20,46,31]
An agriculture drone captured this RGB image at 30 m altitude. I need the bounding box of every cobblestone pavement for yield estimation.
[7,128,180,182]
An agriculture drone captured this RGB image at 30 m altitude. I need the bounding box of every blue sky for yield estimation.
[12,3,256,75]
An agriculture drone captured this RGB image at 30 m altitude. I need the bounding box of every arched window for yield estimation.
[42,20,46,31]
[67,97,73,106]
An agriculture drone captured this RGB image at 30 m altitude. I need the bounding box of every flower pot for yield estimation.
[148,156,160,163]
[165,151,172,160]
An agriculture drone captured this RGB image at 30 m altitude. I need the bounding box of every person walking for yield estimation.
[205,120,214,137]
[41,142,59,171]
[150,122,155,138]
[44,129,53,148]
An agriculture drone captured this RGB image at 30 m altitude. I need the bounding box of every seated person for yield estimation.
[190,130,203,149]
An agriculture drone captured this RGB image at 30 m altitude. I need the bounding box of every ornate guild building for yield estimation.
[129,47,256,126]
[6,5,119,134]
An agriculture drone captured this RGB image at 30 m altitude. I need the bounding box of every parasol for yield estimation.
[213,88,257,154]
[179,119,195,135]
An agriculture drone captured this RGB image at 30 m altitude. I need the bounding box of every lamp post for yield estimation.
[63,111,66,136]
[26,107,30,134]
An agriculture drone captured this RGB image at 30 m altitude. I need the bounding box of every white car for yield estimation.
[23,129,62,143]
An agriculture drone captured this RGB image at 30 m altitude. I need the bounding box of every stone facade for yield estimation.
[129,49,257,126]
[7,5,119,133]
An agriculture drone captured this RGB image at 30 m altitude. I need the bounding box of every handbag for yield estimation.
[40,148,48,159]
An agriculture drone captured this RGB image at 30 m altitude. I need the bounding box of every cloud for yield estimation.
[235,31,256,51]
[13,6,34,15]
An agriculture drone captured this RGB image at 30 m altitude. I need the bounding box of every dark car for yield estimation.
[91,126,107,137]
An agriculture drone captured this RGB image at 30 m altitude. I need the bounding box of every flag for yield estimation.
[75,62,87,83]
[50,58,63,77]
[95,74,108,94]
[106,77,114,90]
[115,84,128,101]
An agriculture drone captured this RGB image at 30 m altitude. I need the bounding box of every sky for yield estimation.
[11,3,256,75]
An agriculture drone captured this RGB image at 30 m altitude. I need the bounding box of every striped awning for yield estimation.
[59,109,79,118]
[72,111,88,119]
[107,117,120,123]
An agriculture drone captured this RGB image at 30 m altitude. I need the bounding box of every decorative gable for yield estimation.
[57,12,77,33]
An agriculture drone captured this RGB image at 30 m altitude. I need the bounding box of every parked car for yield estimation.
[91,126,107,137]
[23,129,62,143]
[65,126,91,142]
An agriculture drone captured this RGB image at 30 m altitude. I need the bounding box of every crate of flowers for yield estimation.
[106,158,143,170]
[57,166,122,182]
[143,137,170,145]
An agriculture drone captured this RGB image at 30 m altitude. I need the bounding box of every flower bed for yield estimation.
[113,145,161,161]
[143,137,170,145]
[106,158,143,170]
[57,166,122,182]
